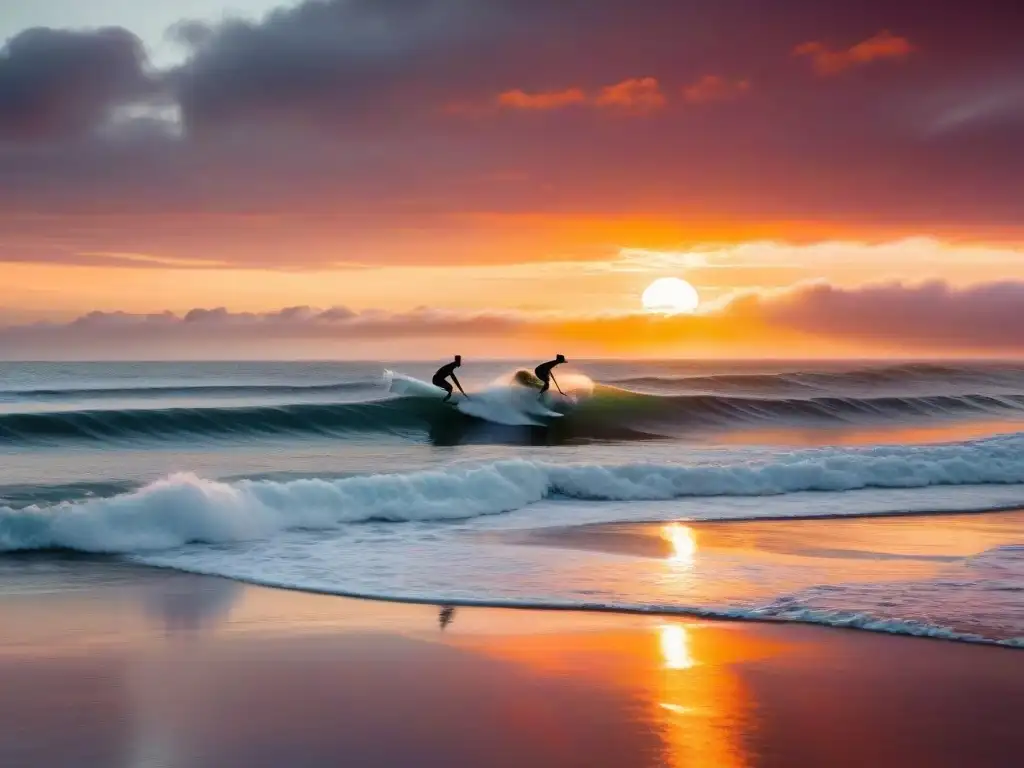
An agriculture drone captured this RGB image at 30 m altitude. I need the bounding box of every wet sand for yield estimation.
[0,559,1021,767]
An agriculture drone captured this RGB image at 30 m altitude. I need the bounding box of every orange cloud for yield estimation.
[497,87,587,110]
[454,78,667,117]
[682,75,751,104]
[793,31,915,76]
[594,77,666,112]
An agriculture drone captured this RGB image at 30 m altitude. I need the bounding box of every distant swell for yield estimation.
[6,387,1024,445]
[610,362,1024,397]
[4,435,1024,553]
[0,399,436,443]
[4,380,375,401]
[613,390,1024,424]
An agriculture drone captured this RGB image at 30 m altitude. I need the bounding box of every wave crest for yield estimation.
[610,362,1024,397]
[5,434,1024,553]
[7,388,1024,445]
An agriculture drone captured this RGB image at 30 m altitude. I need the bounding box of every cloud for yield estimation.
[593,77,666,112]
[926,81,1024,136]
[0,26,151,142]
[794,31,914,76]
[14,305,525,340]
[469,78,665,115]
[615,237,1024,272]
[682,75,751,104]
[497,87,587,110]
[733,279,1024,351]
[6,279,1024,359]
[167,0,521,135]
[0,1,1023,274]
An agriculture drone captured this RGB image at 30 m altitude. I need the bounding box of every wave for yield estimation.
[10,363,1021,404]
[596,389,1024,425]
[7,385,1024,446]
[0,397,654,445]
[610,361,1024,397]
[0,399,439,443]
[2,380,376,401]
[0,480,136,509]
[5,435,1024,553]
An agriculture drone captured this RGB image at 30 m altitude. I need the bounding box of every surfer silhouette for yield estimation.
[432,355,467,403]
[534,354,566,398]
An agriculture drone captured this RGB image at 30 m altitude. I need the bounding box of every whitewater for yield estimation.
[2,359,1024,647]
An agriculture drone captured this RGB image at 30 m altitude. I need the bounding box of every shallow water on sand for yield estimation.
[1,568,1023,768]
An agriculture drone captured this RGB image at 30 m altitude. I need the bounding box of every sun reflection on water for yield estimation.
[662,523,697,565]
[659,623,695,671]
[656,623,749,767]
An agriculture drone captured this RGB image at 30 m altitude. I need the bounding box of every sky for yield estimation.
[1,0,1024,359]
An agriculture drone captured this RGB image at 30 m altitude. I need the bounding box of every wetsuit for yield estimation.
[534,360,560,395]
[432,361,461,402]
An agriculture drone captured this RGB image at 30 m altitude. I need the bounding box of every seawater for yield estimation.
[2,359,1023,646]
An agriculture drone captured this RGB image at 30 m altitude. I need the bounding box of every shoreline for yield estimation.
[7,499,1024,649]
[1,563,1023,767]
[128,559,1024,650]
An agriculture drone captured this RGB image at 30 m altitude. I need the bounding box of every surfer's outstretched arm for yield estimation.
[452,374,468,398]
[550,372,565,395]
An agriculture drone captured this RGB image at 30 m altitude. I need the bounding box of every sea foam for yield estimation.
[4,433,1024,554]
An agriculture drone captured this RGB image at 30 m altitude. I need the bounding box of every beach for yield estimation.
[3,0,1024,762]
[0,561,1021,768]
[3,360,1024,766]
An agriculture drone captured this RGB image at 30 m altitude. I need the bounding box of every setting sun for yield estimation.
[642,278,701,315]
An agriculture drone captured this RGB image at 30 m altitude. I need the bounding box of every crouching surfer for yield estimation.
[432,355,468,403]
[534,354,566,398]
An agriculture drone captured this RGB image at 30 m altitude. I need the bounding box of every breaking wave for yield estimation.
[4,433,1024,553]
[6,387,1024,445]
[1,380,376,401]
[611,361,1024,398]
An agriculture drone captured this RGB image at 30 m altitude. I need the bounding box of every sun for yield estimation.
[641,277,700,314]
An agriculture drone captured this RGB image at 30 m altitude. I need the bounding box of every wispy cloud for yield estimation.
[682,75,750,104]
[927,82,1024,135]
[497,87,587,110]
[594,77,666,112]
[613,238,1024,272]
[461,77,666,115]
[794,31,914,76]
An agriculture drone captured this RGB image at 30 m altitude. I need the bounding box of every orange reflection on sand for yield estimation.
[655,623,751,768]
[449,617,782,767]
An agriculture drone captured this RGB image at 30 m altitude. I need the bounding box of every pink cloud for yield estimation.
[682,75,751,104]
[794,31,915,76]
[733,279,1024,349]
[451,77,667,117]
[594,77,666,112]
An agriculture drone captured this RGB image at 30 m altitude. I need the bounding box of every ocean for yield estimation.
[2,359,1023,647]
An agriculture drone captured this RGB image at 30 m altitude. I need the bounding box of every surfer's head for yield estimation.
[556,354,566,363]
[454,355,462,366]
